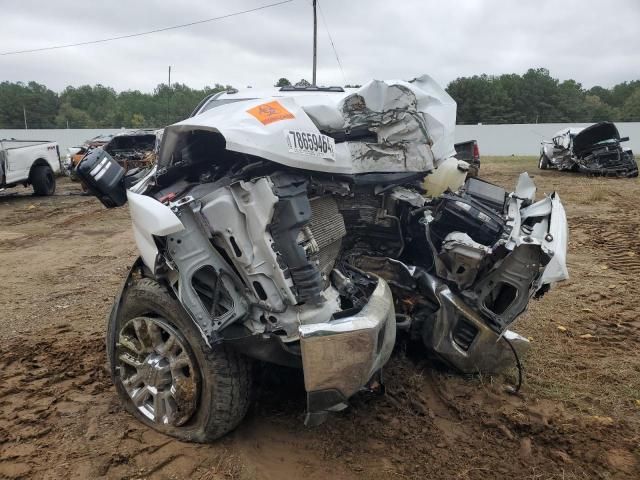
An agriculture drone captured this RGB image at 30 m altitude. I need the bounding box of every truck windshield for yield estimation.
[199,98,255,114]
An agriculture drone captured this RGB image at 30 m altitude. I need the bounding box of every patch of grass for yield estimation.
[480,155,539,170]
[480,155,538,163]
[587,186,608,202]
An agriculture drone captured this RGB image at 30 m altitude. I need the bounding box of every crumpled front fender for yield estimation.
[127,190,184,273]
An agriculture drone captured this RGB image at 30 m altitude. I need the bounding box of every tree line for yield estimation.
[1,68,639,129]
[448,68,640,124]
[0,82,232,129]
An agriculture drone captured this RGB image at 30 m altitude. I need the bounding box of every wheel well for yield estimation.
[28,159,51,182]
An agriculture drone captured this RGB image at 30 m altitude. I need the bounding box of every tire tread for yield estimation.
[31,165,56,196]
[109,277,252,442]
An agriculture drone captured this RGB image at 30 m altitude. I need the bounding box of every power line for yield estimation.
[0,0,295,56]
[317,0,346,85]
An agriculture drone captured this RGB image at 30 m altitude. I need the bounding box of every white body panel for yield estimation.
[540,193,569,284]
[0,140,60,185]
[126,191,185,272]
[159,75,457,175]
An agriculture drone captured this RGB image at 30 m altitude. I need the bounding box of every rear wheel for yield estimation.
[31,165,56,196]
[107,278,252,442]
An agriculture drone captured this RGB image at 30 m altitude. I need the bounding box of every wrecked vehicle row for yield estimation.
[539,121,638,177]
[77,76,568,441]
[66,130,161,183]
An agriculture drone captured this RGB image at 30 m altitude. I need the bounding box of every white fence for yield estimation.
[455,122,640,156]
[2,123,640,157]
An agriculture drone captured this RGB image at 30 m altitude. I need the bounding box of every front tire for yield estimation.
[107,278,252,442]
[31,165,56,196]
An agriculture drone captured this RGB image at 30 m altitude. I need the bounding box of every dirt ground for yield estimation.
[1,159,639,480]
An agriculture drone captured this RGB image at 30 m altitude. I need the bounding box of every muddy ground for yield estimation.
[0,158,638,479]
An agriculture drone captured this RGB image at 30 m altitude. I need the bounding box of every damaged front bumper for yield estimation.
[299,277,396,424]
[577,161,638,178]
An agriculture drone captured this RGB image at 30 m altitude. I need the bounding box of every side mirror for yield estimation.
[619,136,629,142]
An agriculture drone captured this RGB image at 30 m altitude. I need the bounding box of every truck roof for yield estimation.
[192,86,353,117]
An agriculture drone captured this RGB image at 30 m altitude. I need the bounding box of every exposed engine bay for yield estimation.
[78,76,569,429]
[124,140,567,420]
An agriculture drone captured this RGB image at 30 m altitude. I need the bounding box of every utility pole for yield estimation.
[167,66,172,125]
[23,106,28,130]
[312,0,317,86]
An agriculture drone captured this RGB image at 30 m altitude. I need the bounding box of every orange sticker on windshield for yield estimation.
[247,101,295,125]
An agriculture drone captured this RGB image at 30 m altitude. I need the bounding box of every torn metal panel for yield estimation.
[520,197,552,220]
[418,270,530,374]
[199,177,298,312]
[539,193,569,284]
[436,232,491,290]
[126,190,184,272]
[515,172,536,204]
[417,171,567,370]
[159,75,456,175]
[460,243,548,332]
[164,202,250,336]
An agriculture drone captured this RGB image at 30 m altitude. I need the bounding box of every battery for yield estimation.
[464,177,507,213]
[429,193,505,249]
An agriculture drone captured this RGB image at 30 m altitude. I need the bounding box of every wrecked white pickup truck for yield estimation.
[539,121,638,177]
[77,76,568,442]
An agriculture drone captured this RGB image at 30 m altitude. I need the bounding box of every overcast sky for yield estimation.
[1,0,639,93]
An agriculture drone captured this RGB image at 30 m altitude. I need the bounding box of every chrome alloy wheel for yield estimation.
[117,317,199,426]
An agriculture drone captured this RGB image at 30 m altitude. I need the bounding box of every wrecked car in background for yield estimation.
[68,130,161,180]
[77,76,569,442]
[539,121,638,177]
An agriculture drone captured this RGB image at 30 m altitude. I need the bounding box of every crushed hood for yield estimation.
[573,122,620,155]
[158,75,457,175]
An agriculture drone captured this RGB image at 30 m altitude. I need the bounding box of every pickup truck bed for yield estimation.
[1,139,61,195]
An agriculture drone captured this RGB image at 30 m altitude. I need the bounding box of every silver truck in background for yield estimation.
[0,139,61,195]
